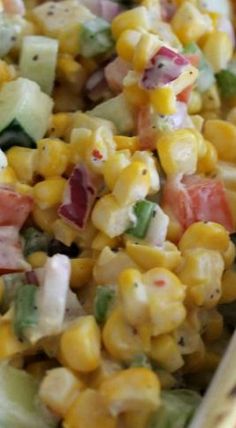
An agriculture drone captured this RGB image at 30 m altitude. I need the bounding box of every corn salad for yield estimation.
[0,0,235,427]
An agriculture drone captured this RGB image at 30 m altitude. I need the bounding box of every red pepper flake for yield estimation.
[154,279,166,287]
[92,149,103,160]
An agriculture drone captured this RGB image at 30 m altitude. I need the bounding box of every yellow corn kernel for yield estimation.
[73,112,115,134]
[39,367,84,417]
[122,410,152,428]
[203,310,223,343]
[102,308,143,362]
[132,151,160,194]
[188,90,202,114]
[60,316,101,373]
[197,140,218,173]
[179,221,230,253]
[132,33,162,71]
[116,29,142,62]
[171,65,199,96]
[93,247,137,285]
[69,128,92,164]
[223,241,235,269]
[100,367,160,416]
[155,369,176,390]
[0,166,17,184]
[149,86,176,116]
[36,138,70,178]
[188,128,206,158]
[150,334,184,372]
[52,219,78,247]
[15,183,33,197]
[220,269,236,304]
[191,114,204,132]
[91,232,118,251]
[113,161,150,206]
[114,136,139,153]
[178,248,224,308]
[32,206,58,234]
[0,60,15,85]
[33,177,66,209]
[165,208,184,243]
[143,268,186,336]
[227,107,236,126]
[103,151,131,190]
[27,251,47,269]
[88,358,122,389]
[74,220,97,249]
[171,2,212,44]
[70,258,94,289]
[6,147,38,184]
[204,120,236,163]
[123,79,149,107]
[157,129,198,176]
[92,194,133,238]
[201,84,221,111]
[118,268,149,326]
[203,350,221,372]
[0,322,26,360]
[48,113,73,140]
[57,54,86,90]
[26,360,56,381]
[184,339,206,374]
[85,127,116,173]
[203,31,233,73]
[216,161,236,191]
[112,7,150,39]
[64,389,116,428]
[126,240,181,271]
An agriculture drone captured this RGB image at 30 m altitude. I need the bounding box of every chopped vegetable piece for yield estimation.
[126,200,155,239]
[141,46,189,90]
[163,175,234,233]
[14,284,38,340]
[94,285,116,323]
[148,389,201,428]
[183,42,215,92]
[22,227,50,257]
[1,272,26,312]
[19,36,58,95]
[0,78,53,150]
[58,164,98,230]
[130,354,152,369]
[0,226,29,273]
[0,187,32,228]
[216,69,236,98]
[0,363,57,428]
[79,17,114,58]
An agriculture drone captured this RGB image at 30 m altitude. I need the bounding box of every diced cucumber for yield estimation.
[79,17,114,58]
[197,0,232,18]
[0,78,53,150]
[19,36,58,95]
[127,200,156,239]
[1,273,26,312]
[88,93,134,134]
[216,63,236,97]
[130,354,152,369]
[183,42,215,92]
[148,389,201,428]
[94,285,116,324]
[22,227,50,257]
[14,284,38,340]
[0,363,57,428]
[0,14,25,58]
